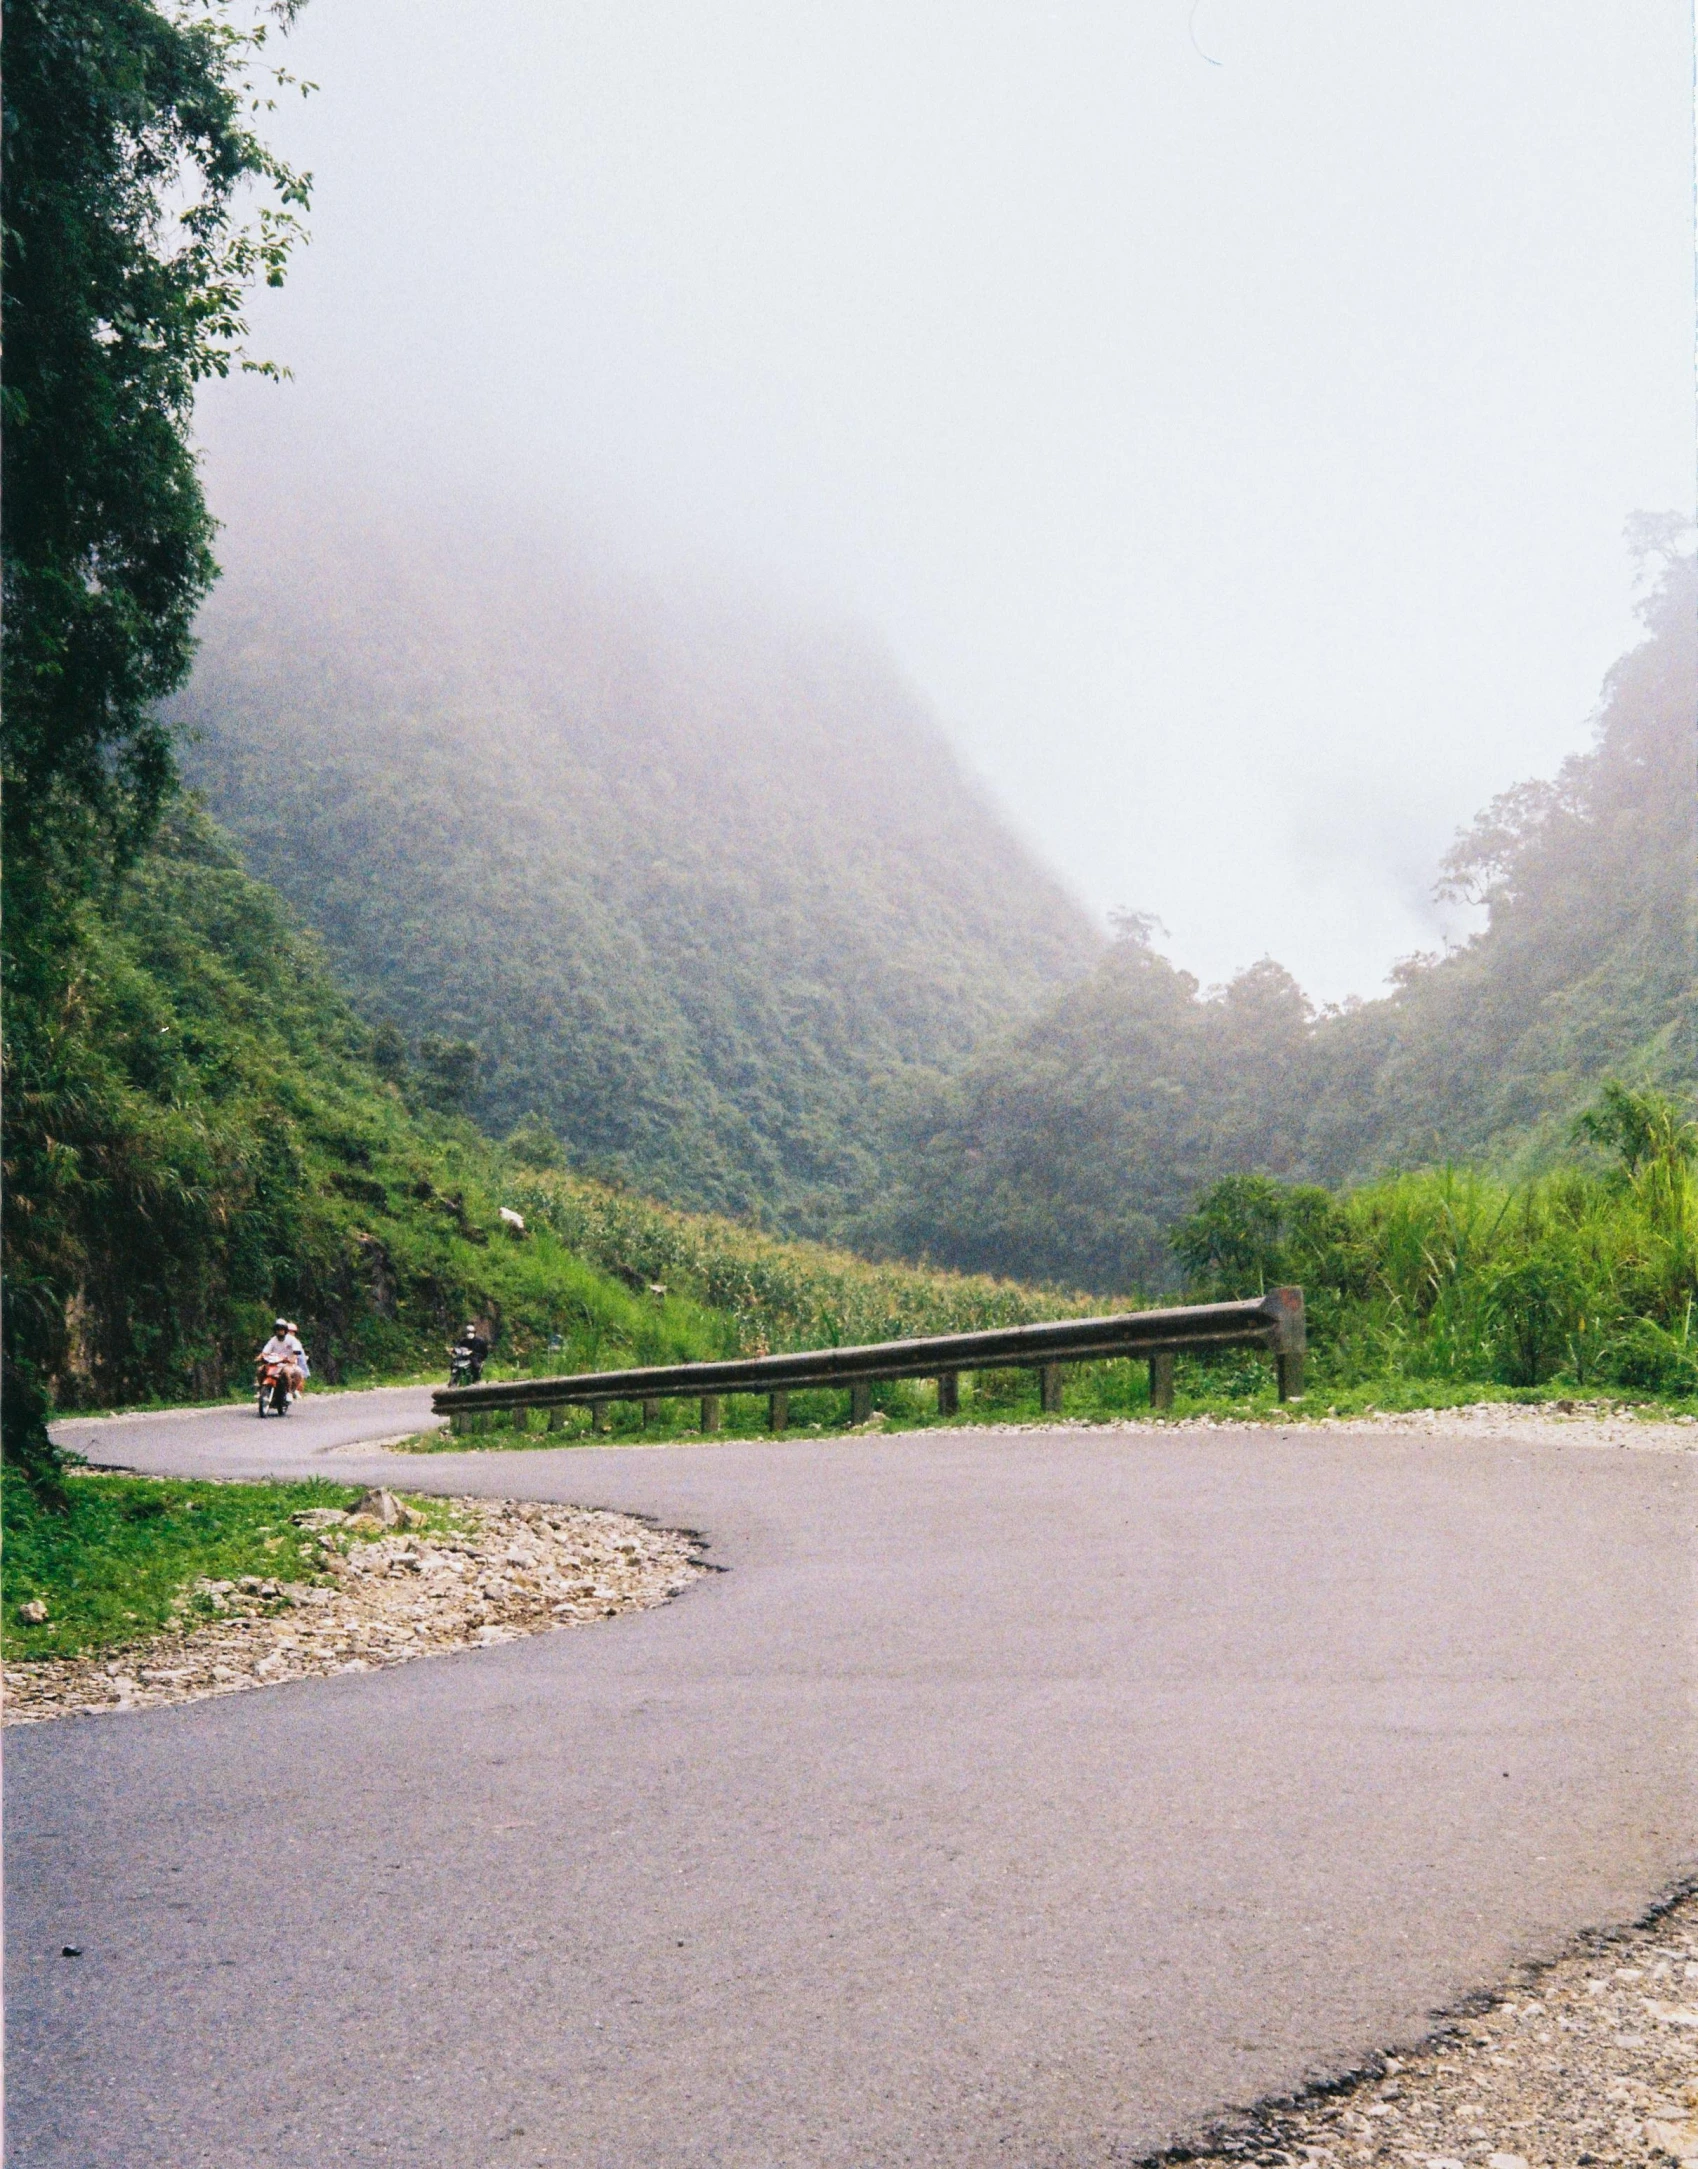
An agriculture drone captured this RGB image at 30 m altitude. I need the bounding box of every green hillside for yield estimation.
[173,509,1098,1233]
[22,800,1077,1422]
[858,546,1697,1290]
[18,783,1698,1447]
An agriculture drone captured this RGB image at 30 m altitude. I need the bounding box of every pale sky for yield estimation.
[201,1,1696,1003]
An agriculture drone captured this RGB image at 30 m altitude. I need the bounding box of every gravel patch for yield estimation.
[1153,1885,1698,2168]
[1049,1403,1698,1454]
[3,1493,705,1724]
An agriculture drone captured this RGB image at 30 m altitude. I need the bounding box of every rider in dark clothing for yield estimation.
[451,1324,491,1383]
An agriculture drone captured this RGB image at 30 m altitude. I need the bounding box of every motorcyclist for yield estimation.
[450,1322,490,1384]
[258,1318,306,1399]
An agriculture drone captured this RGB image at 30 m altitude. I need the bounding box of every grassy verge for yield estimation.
[1,1473,453,1663]
[397,1358,1695,1454]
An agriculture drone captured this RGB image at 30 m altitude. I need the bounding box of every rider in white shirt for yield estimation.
[258,1320,306,1398]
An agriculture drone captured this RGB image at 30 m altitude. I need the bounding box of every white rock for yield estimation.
[1486,2154,1529,2169]
[352,1488,404,1526]
[1645,2119,1698,2164]
[17,1599,48,1624]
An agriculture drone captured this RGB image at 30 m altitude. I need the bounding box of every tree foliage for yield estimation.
[2,0,310,855]
[2,0,311,1488]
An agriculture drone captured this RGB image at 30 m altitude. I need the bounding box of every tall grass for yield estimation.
[1173,1086,1698,1398]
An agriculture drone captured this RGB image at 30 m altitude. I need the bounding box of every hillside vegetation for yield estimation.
[1174,1081,1698,1399]
[19,794,1697,1446]
[173,505,1097,1233]
[861,547,1697,1290]
[21,799,1084,1423]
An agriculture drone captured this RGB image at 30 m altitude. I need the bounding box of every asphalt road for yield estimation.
[9,1398,1695,2167]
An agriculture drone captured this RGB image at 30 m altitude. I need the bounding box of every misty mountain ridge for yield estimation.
[180,497,1693,1293]
[856,543,1696,1287]
[175,503,1099,1231]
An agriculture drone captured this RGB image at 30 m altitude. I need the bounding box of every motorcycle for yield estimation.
[448,1339,485,1388]
[256,1357,292,1417]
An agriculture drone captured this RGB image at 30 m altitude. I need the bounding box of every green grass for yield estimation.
[0,1472,450,1662]
[396,1354,1694,1455]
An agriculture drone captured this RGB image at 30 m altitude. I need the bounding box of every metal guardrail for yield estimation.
[433,1287,1305,1436]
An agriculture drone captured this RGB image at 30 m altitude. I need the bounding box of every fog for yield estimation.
[198,0,1694,1004]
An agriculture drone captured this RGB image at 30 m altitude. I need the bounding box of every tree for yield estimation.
[2,0,312,1490]
[1573,1080,1697,1182]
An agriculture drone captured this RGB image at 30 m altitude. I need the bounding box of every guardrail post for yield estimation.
[547,1406,564,1432]
[937,1371,959,1416]
[700,1394,722,1433]
[591,1401,610,1434]
[769,1391,789,1432]
[642,1397,660,1428]
[849,1382,872,1425]
[1267,1285,1306,1402]
[1149,1352,1174,1412]
[1038,1364,1063,1415]
[450,1410,468,1437]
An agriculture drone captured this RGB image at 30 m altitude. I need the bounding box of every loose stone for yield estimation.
[5,1498,704,1724]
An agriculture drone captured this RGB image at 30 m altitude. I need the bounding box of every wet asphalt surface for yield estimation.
[8,1395,1695,2166]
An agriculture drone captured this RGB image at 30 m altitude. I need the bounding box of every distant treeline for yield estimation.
[853,549,1697,1288]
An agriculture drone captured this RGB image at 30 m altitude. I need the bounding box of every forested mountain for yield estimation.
[175,507,1098,1232]
[182,517,1691,1296]
[1306,541,1696,1175]
[857,545,1697,1289]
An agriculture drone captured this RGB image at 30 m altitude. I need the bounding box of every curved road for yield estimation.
[9,1395,1696,2166]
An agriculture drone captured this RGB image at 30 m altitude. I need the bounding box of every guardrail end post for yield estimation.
[1038,1364,1063,1416]
[1267,1287,1306,1402]
[700,1394,722,1433]
[769,1390,789,1432]
[1149,1351,1175,1413]
[449,1410,467,1437]
[937,1371,959,1417]
[849,1381,872,1425]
